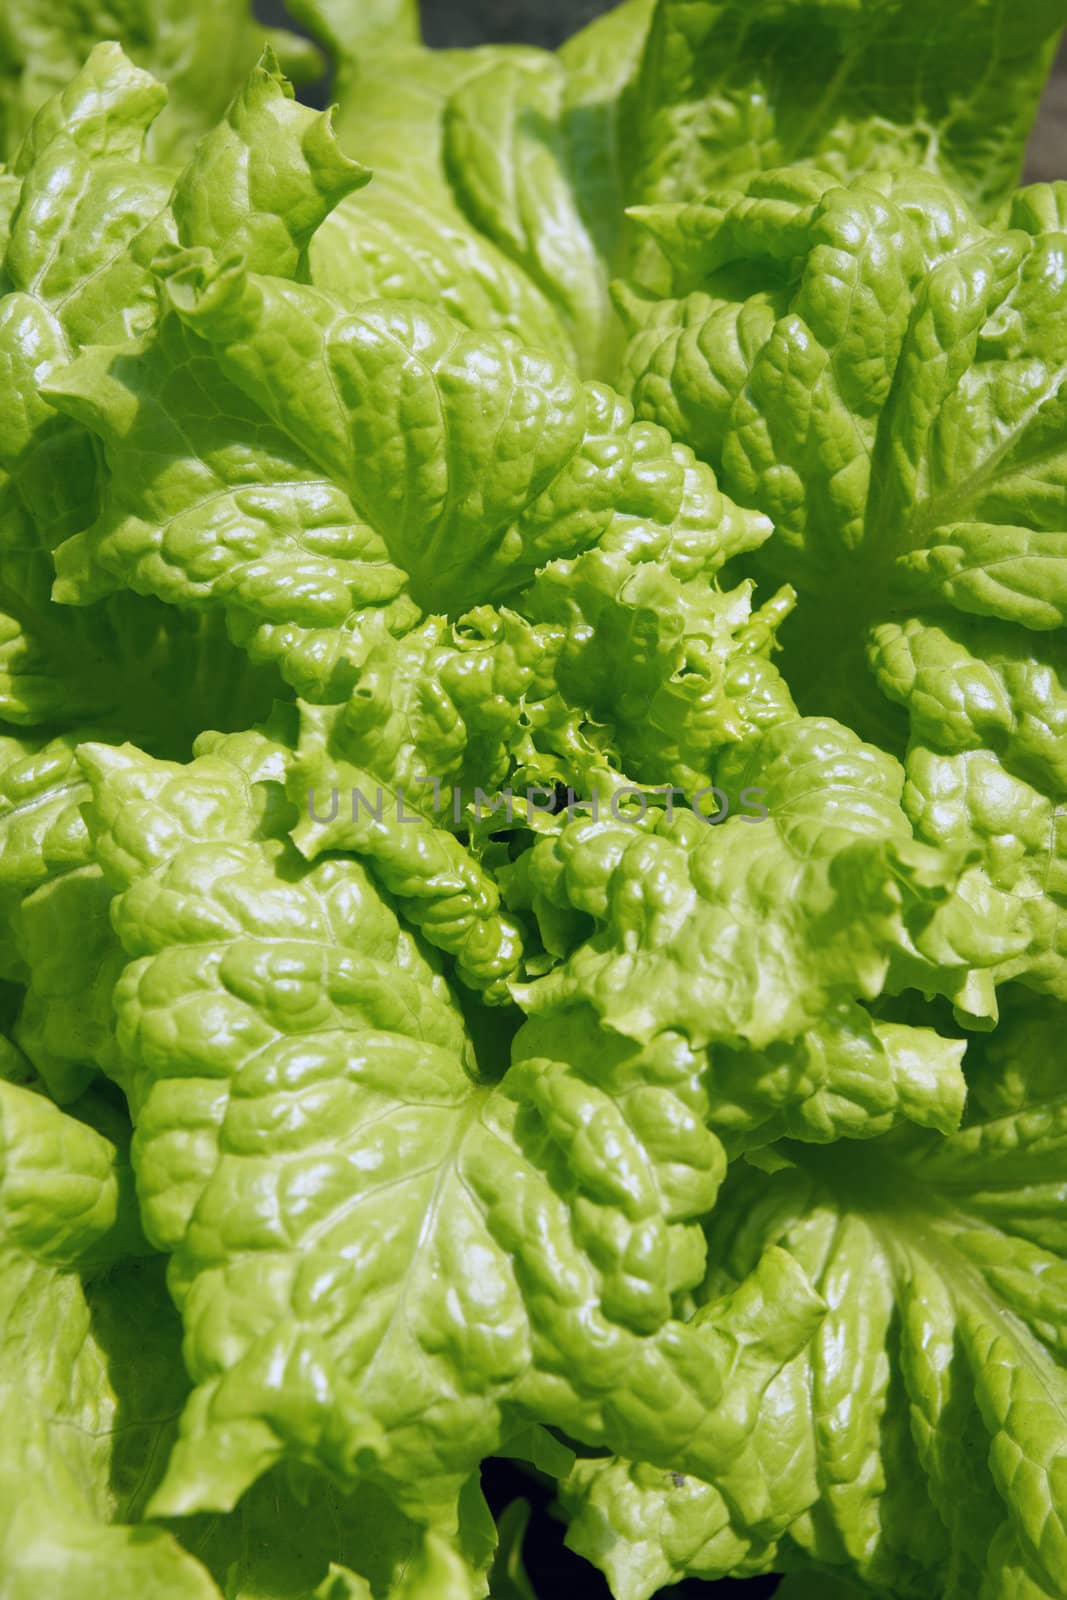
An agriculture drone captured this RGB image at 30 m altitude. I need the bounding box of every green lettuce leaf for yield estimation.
[626,0,1067,239]
[306,1,657,375]
[621,167,1067,1008]
[0,1066,497,1598]
[7,19,1067,1599]
[0,1075,219,1594]
[560,1449,780,1598]
[0,44,280,733]
[0,0,321,166]
[314,42,582,366]
[516,714,1010,1049]
[77,735,823,1541]
[0,727,123,1101]
[565,1040,1067,1599]
[693,1094,1067,1599]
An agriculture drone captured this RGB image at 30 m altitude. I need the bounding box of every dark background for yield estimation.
[419,0,610,47]
[253,2,1063,1595]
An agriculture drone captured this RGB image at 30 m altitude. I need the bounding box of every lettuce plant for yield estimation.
[1,2,1067,1596]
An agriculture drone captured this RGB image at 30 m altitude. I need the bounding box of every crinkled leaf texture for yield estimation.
[311,0,1067,365]
[0,0,321,164]
[0,1073,215,1594]
[0,727,123,1102]
[3,9,1067,1600]
[621,166,1067,1016]
[701,1090,1067,1600]
[78,736,824,1537]
[561,1016,1067,1599]
[626,0,1067,235]
[0,43,280,737]
[0,1063,496,1598]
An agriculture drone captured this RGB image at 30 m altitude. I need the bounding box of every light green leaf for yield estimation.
[700,1099,1067,1598]
[560,1451,779,1599]
[5,43,173,347]
[517,715,999,1051]
[442,57,611,373]
[78,737,822,1535]
[45,310,419,703]
[285,0,419,65]
[520,556,796,795]
[700,1113,1067,1600]
[895,524,1067,633]
[1010,181,1067,237]
[0,728,92,981]
[556,0,657,268]
[626,0,1067,236]
[0,0,322,166]
[0,726,125,1100]
[870,615,1067,1001]
[299,1,652,375]
[318,46,577,363]
[288,621,540,999]
[623,170,1067,1009]
[0,46,281,732]
[153,250,767,613]
[1,1074,483,1599]
[172,49,369,280]
[707,1005,968,1157]
[0,1077,219,1595]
